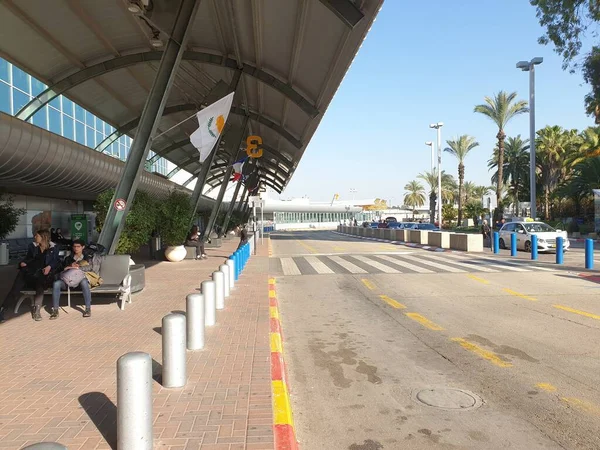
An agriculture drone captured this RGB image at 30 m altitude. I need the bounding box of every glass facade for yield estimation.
[273,211,374,224]
[0,57,167,175]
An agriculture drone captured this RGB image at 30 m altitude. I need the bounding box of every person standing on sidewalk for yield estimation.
[237,225,248,250]
[481,220,491,248]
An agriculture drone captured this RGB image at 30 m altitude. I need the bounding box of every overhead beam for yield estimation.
[318,0,364,28]
[15,51,319,122]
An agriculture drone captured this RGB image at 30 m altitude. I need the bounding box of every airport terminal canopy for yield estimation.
[0,0,383,193]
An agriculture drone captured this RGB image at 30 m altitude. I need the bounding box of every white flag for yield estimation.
[190,92,235,163]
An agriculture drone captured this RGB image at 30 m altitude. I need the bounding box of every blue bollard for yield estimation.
[493,232,499,254]
[556,237,564,264]
[234,252,240,279]
[510,233,517,257]
[531,235,538,260]
[585,238,594,269]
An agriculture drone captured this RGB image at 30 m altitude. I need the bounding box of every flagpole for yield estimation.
[153,109,201,140]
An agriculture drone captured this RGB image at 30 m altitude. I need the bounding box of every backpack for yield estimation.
[60,268,87,288]
[84,242,107,258]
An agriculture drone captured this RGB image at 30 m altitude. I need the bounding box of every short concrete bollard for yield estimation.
[201,280,216,326]
[22,444,67,450]
[162,313,187,388]
[213,270,225,310]
[117,352,153,450]
[186,293,205,350]
[219,264,230,298]
[226,259,235,289]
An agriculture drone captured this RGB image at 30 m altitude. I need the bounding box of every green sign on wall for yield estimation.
[70,214,88,243]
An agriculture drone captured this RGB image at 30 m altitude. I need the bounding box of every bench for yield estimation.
[14,255,133,313]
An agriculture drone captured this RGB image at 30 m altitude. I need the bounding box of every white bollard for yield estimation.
[219,264,230,298]
[226,259,235,289]
[162,313,187,388]
[213,271,225,310]
[117,352,153,450]
[186,293,205,350]
[22,444,67,450]
[201,280,216,326]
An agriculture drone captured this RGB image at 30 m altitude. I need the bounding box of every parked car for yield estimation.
[399,222,418,229]
[498,221,569,252]
[414,223,439,231]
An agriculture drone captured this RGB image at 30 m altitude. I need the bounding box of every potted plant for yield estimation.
[0,191,25,240]
[159,190,193,262]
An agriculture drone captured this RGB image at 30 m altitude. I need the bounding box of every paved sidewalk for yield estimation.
[0,237,272,449]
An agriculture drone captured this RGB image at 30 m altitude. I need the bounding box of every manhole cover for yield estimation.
[413,388,482,410]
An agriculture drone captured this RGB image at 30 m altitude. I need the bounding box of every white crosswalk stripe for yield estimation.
[305,256,335,274]
[446,253,556,272]
[327,256,367,274]
[395,254,466,273]
[417,253,498,272]
[352,255,400,273]
[375,255,434,273]
[281,257,301,275]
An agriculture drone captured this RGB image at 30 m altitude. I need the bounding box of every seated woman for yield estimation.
[0,229,60,322]
[185,225,207,260]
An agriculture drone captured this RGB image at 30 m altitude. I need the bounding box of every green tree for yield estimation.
[442,204,458,224]
[464,201,486,224]
[474,91,528,219]
[0,191,25,240]
[567,127,600,167]
[418,170,454,223]
[158,190,193,246]
[403,180,426,219]
[489,135,530,215]
[444,135,480,224]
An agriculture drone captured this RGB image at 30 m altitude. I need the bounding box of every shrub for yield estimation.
[158,190,193,246]
[0,191,25,240]
[94,189,159,254]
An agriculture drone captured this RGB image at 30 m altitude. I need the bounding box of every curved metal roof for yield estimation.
[0,0,383,194]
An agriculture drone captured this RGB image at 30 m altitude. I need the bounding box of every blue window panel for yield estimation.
[48,107,61,134]
[12,66,29,93]
[0,59,9,83]
[31,78,46,96]
[32,106,48,129]
[106,124,114,135]
[96,131,103,147]
[75,120,85,145]
[75,104,85,122]
[85,110,95,127]
[62,97,74,117]
[62,115,74,140]
[0,82,10,114]
[12,89,30,114]
[119,143,126,160]
[50,95,61,110]
[86,126,95,147]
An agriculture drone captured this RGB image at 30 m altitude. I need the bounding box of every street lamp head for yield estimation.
[425,141,433,146]
[516,61,530,71]
[429,122,443,129]
[531,57,543,65]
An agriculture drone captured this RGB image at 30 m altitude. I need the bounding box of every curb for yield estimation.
[269,277,298,450]
[332,231,458,253]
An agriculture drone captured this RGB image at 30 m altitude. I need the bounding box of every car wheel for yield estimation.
[524,241,532,252]
[499,238,506,250]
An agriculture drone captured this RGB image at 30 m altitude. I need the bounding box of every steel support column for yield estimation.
[98,0,200,254]
[220,179,243,237]
[188,70,242,225]
[236,186,248,214]
[202,118,249,240]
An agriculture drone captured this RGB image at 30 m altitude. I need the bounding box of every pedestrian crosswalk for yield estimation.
[272,252,560,276]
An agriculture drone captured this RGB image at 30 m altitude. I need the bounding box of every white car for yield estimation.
[498,221,570,253]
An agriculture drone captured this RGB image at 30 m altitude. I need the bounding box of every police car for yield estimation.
[498,219,569,252]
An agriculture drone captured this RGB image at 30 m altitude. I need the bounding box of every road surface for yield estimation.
[270,230,600,450]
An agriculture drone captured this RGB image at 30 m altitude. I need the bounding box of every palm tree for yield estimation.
[403,180,426,219]
[418,170,454,223]
[474,91,528,218]
[488,135,530,214]
[567,126,599,167]
[444,135,479,224]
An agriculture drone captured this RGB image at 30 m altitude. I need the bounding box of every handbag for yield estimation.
[85,271,103,288]
[60,268,86,288]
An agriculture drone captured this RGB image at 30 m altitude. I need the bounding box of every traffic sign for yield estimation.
[114,198,127,211]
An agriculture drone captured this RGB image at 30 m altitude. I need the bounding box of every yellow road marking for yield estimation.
[269,290,276,298]
[361,279,376,290]
[561,397,600,415]
[270,332,283,353]
[269,306,279,319]
[297,240,317,253]
[503,288,537,302]
[536,382,557,392]
[405,313,444,331]
[379,295,406,309]
[466,274,490,284]
[332,245,346,251]
[272,380,294,425]
[451,338,512,368]
[269,277,276,284]
[553,304,600,320]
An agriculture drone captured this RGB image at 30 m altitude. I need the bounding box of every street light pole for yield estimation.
[425,141,434,172]
[430,123,444,226]
[517,57,543,219]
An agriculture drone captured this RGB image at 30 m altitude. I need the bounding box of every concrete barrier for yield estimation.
[383,229,393,240]
[375,228,385,239]
[396,229,406,242]
[428,231,452,249]
[407,229,421,243]
[366,228,375,238]
[450,233,483,252]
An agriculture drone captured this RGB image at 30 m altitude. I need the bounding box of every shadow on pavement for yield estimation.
[78,392,117,450]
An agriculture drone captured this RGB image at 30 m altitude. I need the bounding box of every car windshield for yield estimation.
[418,224,436,230]
[522,223,555,233]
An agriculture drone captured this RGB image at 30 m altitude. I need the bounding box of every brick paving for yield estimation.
[0,236,272,450]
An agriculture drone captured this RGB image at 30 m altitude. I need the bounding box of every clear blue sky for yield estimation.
[281,0,593,204]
